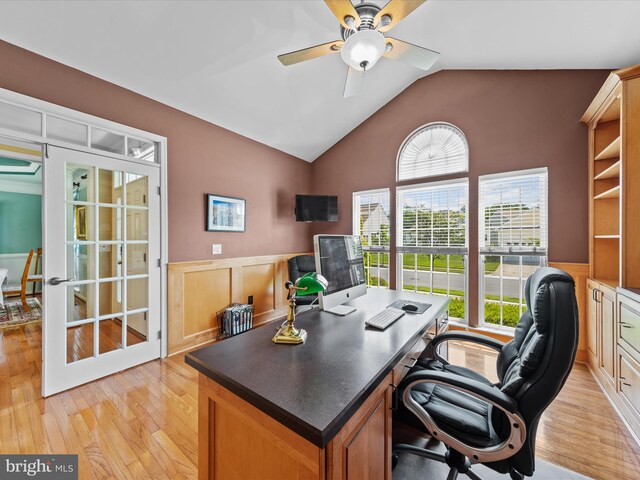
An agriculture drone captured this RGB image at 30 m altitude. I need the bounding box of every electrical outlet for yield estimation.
[248,295,254,305]
[212,244,222,255]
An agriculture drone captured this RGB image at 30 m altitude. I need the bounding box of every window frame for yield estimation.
[396,178,469,322]
[477,167,549,329]
[396,122,469,182]
[352,188,391,289]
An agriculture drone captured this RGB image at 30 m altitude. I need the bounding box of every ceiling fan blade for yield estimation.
[383,37,440,71]
[343,66,363,98]
[324,0,361,30]
[278,40,343,66]
[374,0,427,33]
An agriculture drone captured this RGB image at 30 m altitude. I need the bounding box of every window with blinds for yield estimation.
[397,122,468,181]
[397,180,468,320]
[353,189,390,288]
[478,168,548,328]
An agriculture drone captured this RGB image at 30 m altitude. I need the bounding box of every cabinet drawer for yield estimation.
[619,294,640,359]
[393,335,428,385]
[619,350,640,418]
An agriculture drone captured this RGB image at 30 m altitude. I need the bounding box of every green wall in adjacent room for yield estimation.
[0,191,42,253]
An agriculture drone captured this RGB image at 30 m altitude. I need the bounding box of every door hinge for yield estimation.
[157,186,161,195]
[157,330,161,340]
[44,143,49,158]
[157,258,161,267]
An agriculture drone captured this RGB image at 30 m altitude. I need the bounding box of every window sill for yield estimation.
[448,319,515,339]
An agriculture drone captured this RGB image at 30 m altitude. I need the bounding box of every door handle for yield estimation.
[49,277,74,285]
[402,357,419,369]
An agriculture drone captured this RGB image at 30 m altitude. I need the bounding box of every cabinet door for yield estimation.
[587,280,600,365]
[600,287,616,385]
[328,373,392,480]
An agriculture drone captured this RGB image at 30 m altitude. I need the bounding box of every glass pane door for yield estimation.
[43,145,160,396]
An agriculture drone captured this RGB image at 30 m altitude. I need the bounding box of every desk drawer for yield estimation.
[619,294,640,360]
[393,335,428,385]
[619,350,640,418]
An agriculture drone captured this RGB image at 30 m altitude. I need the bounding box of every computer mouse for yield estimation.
[402,303,418,312]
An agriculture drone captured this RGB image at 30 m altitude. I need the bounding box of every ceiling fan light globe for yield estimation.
[340,29,386,71]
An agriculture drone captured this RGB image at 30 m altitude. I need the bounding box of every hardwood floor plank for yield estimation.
[446,341,640,479]
[1,321,639,479]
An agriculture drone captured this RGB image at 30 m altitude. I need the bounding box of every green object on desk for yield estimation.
[272,272,327,344]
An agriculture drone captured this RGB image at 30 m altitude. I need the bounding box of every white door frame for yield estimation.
[0,88,169,360]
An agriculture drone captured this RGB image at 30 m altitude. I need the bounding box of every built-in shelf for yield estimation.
[594,185,621,200]
[599,96,621,123]
[595,136,621,161]
[595,160,621,180]
[594,235,620,239]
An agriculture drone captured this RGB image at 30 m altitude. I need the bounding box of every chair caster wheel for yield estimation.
[509,470,524,480]
[391,453,399,470]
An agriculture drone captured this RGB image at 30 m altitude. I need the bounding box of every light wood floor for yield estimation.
[0,322,638,479]
[448,342,640,480]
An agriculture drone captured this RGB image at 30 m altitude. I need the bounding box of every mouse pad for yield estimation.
[388,300,431,314]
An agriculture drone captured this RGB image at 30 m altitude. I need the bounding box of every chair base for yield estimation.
[393,444,524,480]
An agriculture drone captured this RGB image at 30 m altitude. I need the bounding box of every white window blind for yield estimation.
[397,123,468,181]
[479,169,548,255]
[353,189,390,288]
[397,181,468,254]
[397,180,469,321]
[478,169,548,328]
[353,189,391,249]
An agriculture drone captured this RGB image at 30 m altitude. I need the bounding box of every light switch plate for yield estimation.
[212,244,222,255]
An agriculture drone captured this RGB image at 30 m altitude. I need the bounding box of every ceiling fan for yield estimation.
[278,0,439,97]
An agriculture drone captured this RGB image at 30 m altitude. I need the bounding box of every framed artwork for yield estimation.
[206,194,246,232]
[75,205,87,240]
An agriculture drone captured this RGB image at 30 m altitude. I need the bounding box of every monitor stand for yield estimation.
[323,304,356,316]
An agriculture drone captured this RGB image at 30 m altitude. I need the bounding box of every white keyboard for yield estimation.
[365,308,405,330]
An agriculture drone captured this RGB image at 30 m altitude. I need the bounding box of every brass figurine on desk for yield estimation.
[272,272,328,345]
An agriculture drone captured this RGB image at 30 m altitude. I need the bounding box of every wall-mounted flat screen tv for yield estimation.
[295,195,338,222]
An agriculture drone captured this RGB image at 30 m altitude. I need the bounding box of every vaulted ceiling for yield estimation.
[1,1,640,161]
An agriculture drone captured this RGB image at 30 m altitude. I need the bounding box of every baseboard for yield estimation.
[586,363,640,447]
[575,349,588,363]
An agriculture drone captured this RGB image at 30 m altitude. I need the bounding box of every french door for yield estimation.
[43,145,161,396]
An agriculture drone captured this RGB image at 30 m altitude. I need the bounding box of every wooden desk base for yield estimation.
[198,372,393,480]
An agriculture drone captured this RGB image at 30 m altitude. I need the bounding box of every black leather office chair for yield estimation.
[287,255,317,306]
[393,267,579,480]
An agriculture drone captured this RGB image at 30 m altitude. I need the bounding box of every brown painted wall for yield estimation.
[0,40,313,262]
[310,69,608,323]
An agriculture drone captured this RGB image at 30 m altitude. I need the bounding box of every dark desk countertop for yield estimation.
[186,289,448,448]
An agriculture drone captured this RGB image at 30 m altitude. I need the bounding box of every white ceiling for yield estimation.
[1,1,640,162]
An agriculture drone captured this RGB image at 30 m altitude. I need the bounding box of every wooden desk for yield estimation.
[186,289,449,480]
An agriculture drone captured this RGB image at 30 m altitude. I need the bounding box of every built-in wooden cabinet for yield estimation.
[587,280,600,365]
[600,284,616,386]
[582,65,640,439]
[587,280,617,389]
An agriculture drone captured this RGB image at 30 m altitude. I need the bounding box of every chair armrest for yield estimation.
[402,370,517,413]
[431,331,505,352]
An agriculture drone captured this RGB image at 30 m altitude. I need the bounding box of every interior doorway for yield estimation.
[0,138,43,328]
[0,87,168,398]
[43,145,162,396]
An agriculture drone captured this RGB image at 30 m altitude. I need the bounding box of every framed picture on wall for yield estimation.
[75,205,87,240]
[206,194,246,232]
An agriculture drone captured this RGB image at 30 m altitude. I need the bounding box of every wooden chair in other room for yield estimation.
[31,248,43,295]
[1,249,42,313]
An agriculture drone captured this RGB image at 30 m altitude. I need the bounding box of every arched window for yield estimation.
[397,122,469,181]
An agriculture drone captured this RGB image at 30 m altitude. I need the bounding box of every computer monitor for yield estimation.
[313,234,367,315]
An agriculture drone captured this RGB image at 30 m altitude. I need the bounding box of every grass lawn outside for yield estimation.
[366,252,500,274]
[403,284,521,327]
